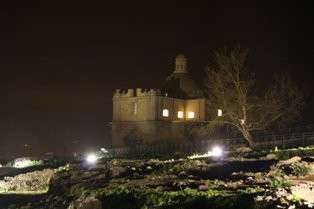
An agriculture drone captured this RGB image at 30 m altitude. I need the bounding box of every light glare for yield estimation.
[208,146,223,157]
[86,153,97,164]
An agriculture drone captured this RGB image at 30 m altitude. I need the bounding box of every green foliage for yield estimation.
[90,184,142,209]
[90,185,244,209]
[242,186,265,194]
[290,195,303,207]
[290,163,310,177]
[68,184,89,198]
[268,176,292,189]
[171,161,195,174]
[274,147,314,160]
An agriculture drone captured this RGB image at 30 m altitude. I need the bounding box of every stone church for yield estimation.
[111,54,207,148]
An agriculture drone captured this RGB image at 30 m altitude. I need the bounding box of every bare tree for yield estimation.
[204,45,305,147]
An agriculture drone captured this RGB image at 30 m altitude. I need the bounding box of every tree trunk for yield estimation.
[241,128,255,148]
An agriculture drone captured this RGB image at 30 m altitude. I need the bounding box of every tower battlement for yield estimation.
[114,88,161,98]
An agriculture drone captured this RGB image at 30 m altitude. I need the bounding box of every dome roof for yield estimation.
[165,73,201,98]
[162,54,202,99]
[176,54,186,59]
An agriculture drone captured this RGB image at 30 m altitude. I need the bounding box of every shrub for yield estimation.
[290,163,310,177]
[268,176,292,189]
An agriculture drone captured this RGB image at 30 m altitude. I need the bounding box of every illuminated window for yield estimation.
[188,111,195,119]
[177,111,183,118]
[218,109,222,117]
[162,109,169,117]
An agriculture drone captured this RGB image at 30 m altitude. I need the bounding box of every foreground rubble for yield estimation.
[0,148,314,209]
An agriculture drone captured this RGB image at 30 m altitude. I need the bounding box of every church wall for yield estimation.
[185,99,206,121]
[111,121,193,148]
[113,88,160,122]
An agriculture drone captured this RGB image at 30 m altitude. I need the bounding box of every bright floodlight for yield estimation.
[100,148,108,153]
[210,146,223,157]
[86,153,97,164]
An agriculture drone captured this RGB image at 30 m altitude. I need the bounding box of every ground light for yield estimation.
[209,146,223,157]
[188,146,224,159]
[86,153,98,164]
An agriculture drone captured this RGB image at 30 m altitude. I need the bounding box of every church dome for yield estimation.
[166,73,201,98]
[162,54,201,98]
[175,54,186,59]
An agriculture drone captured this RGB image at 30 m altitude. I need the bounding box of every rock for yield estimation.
[266,154,277,160]
[236,147,252,153]
[178,171,187,178]
[0,168,56,193]
[280,156,302,165]
[68,197,102,209]
[308,163,314,177]
[110,166,127,178]
[291,183,314,203]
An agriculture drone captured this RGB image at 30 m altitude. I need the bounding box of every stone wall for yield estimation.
[111,121,199,148]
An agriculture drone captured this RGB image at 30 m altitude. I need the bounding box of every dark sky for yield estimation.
[0,0,313,158]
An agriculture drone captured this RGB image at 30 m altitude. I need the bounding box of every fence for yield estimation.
[201,131,314,151]
[106,131,314,158]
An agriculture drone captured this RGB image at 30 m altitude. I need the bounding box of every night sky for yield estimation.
[0,1,313,158]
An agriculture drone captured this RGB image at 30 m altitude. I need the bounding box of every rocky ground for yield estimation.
[0,148,314,209]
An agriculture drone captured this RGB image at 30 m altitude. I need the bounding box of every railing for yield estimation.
[201,131,314,151]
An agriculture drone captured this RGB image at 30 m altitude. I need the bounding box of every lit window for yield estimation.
[188,111,195,119]
[218,109,222,117]
[177,111,183,118]
[162,109,169,117]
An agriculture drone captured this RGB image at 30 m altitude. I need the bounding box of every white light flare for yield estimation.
[86,153,97,164]
[208,146,223,157]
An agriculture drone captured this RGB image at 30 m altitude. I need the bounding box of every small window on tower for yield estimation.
[162,109,169,117]
[188,111,195,119]
[177,111,183,119]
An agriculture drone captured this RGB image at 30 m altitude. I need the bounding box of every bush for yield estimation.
[274,147,314,160]
[290,163,310,177]
[268,176,292,189]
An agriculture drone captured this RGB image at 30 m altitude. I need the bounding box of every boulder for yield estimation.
[308,163,314,177]
[266,154,277,160]
[68,197,101,209]
[236,147,252,153]
[291,183,314,203]
[110,166,127,178]
[280,156,302,165]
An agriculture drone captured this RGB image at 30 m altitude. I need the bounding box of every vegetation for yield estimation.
[290,163,310,177]
[273,147,314,160]
[203,44,304,148]
[2,147,314,209]
[268,176,292,189]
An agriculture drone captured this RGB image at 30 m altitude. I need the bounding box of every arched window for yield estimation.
[188,111,195,119]
[162,109,169,117]
[177,111,183,119]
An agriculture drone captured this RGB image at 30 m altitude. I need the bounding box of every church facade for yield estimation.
[111,55,207,148]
